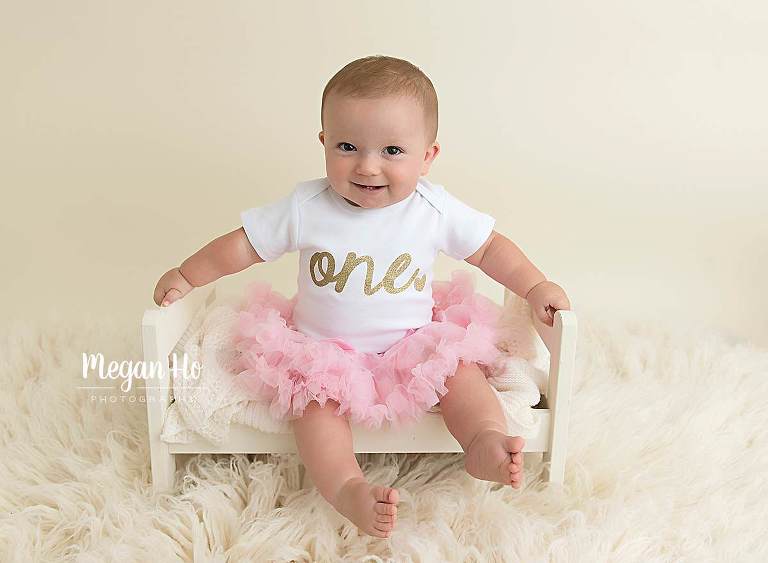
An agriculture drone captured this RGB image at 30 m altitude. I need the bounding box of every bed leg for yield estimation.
[150,442,177,494]
[542,448,565,485]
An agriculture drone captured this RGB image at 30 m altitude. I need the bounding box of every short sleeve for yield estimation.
[240,190,300,262]
[439,190,496,260]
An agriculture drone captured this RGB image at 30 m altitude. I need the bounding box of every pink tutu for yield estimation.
[231,270,505,430]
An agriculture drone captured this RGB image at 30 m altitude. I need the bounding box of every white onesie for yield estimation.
[240,176,495,354]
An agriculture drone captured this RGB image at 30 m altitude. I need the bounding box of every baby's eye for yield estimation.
[336,143,403,156]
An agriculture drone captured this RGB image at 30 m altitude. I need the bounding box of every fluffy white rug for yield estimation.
[1,309,766,561]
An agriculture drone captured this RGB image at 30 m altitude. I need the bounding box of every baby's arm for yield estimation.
[466,231,546,298]
[153,227,264,307]
[466,230,571,325]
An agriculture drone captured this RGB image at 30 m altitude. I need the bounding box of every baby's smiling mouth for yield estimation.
[352,182,387,191]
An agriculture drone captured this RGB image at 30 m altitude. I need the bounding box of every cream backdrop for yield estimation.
[2,1,766,347]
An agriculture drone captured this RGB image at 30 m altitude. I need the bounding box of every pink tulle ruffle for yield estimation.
[231,270,504,430]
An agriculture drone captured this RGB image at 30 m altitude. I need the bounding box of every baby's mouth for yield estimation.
[352,182,387,191]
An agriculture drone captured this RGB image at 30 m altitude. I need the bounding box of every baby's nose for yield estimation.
[355,153,382,175]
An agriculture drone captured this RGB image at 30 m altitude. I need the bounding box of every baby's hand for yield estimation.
[525,281,571,327]
[153,267,194,307]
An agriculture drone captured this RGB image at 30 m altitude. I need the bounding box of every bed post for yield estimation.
[504,287,578,485]
[536,309,577,485]
[141,284,218,494]
[141,310,177,494]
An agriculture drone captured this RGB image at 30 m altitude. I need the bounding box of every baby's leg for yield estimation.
[439,361,525,488]
[292,399,399,538]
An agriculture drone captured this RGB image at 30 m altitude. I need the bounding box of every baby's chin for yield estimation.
[331,184,415,209]
[342,196,362,207]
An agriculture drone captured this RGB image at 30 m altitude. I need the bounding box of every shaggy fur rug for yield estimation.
[0,309,766,561]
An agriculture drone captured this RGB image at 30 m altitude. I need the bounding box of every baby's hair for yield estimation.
[321,55,438,147]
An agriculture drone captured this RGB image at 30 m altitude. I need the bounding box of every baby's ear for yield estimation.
[420,142,440,175]
[318,131,325,145]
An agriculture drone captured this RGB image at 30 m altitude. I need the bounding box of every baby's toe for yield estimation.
[504,436,525,454]
[373,486,399,505]
[509,460,524,489]
[375,502,397,516]
[376,514,395,524]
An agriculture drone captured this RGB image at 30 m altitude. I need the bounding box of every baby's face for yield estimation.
[319,93,440,209]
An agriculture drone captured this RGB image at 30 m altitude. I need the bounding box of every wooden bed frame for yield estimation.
[141,283,577,494]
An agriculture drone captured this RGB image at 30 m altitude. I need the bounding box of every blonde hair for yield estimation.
[321,55,439,147]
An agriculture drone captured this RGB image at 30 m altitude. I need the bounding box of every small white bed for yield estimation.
[141,282,577,494]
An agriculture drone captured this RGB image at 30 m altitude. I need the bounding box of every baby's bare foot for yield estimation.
[333,477,399,539]
[464,429,525,488]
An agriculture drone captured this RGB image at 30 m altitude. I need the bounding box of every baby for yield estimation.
[153,55,571,539]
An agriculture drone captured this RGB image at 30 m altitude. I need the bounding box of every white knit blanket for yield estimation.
[160,291,549,444]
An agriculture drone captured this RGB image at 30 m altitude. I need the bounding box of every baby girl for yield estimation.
[153,55,571,539]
